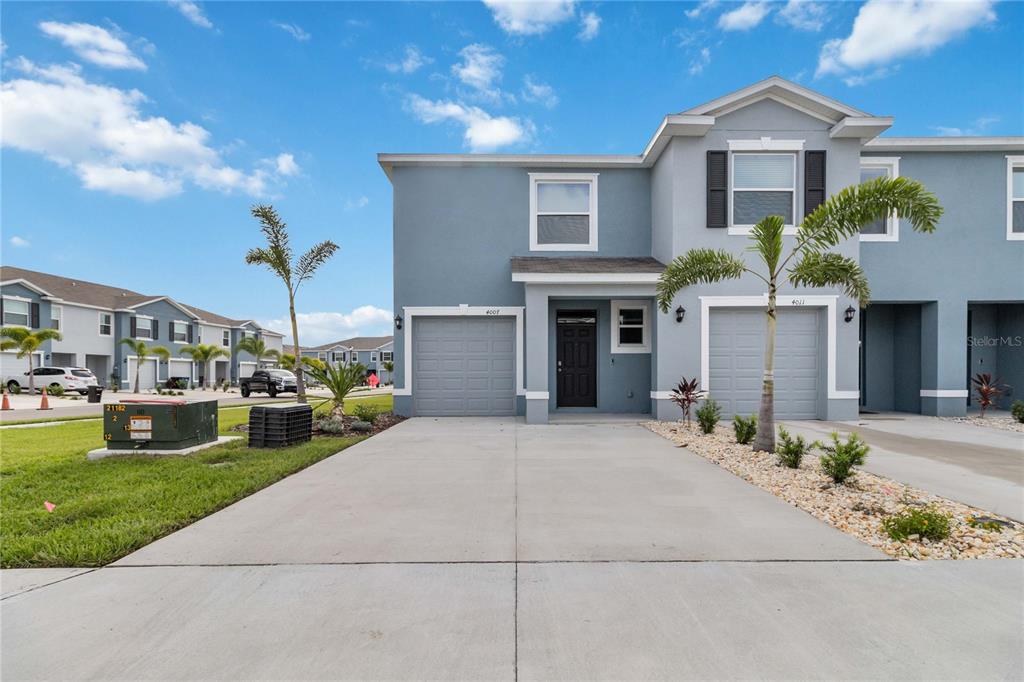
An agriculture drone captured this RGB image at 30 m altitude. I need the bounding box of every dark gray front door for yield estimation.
[556,312,597,407]
[412,316,516,416]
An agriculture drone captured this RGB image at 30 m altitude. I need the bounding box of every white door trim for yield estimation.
[699,295,859,401]
[124,356,159,388]
[920,389,969,398]
[395,305,525,397]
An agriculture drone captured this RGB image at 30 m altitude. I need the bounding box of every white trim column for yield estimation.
[524,286,549,424]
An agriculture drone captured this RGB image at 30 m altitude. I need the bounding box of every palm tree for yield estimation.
[304,362,365,417]
[151,346,172,388]
[234,336,280,368]
[119,339,154,394]
[245,204,338,404]
[179,344,230,390]
[279,353,297,371]
[1,327,63,394]
[383,360,394,385]
[657,176,942,452]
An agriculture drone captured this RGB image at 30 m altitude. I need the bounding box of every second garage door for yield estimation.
[412,316,516,416]
[709,308,822,420]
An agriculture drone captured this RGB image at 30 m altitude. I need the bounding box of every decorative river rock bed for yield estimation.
[645,421,1023,561]
[938,415,1024,434]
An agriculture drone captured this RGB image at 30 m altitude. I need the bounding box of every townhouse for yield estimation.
[0,267,285,390]
[295,336,394,383]
[379,77,1023,422]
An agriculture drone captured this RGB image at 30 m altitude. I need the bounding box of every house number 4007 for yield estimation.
[485,309,501,315]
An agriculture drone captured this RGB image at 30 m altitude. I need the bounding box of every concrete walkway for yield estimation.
[3,418,1021,680]
[784,413,1024,521]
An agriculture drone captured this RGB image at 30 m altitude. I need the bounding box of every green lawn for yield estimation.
[311,393,394,416]
[0,403,380,568]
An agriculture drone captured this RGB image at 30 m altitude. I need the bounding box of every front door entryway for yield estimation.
[556,310,597,407]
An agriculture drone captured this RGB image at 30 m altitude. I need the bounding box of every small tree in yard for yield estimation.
[1,327,63,394]
[657,176,942,452]
[234,336,280,368]
[245,204,338,404]
[119,339,154,394]
[669,377,703,428]
[279,353,298,372]
[151,346,171,387]
[971,373,1006,418]
[179,344,230,389]
[305,362,366,417]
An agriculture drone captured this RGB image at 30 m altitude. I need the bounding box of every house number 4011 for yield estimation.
[790,299,806,306]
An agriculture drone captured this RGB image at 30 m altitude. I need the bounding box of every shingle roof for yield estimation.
[510,256,666,273]
[302,335,394,352]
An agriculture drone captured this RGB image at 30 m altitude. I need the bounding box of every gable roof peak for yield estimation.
[681,75,872,123]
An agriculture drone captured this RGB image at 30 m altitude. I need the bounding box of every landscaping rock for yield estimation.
[937,415,1024,434]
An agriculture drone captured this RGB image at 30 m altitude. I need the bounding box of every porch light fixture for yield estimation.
[675,306,686,323]
[394,314,403,330]
[844,306,856,323]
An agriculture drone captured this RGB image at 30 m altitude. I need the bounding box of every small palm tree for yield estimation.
[304,362,365,417]
[234,336,280,368]
[657,176,942,452]
[245,205,338,403]
[119,339,154,394]
[382,360,394,384]
[151,346,172,388]
[1,327,63,394]
[179,343,230,389]
[279,353,297,371]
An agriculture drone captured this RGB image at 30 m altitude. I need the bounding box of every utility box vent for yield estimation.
[103,399,218,450]
[248,403,313,448]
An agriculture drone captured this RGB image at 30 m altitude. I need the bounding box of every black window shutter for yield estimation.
[707,151,728,228]
[130,316,137,337]
[1,299,4,323]
[153,320,159,340]
[30,303,40,328]
[188,324,194,343]
[804,151,826,217]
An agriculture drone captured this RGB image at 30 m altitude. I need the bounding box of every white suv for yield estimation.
[7,367,99,395]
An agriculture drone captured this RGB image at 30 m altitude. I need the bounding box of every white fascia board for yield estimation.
[0,278,53,297]
[129,297,200,319]
[830,116,894,140]
[511,272,661,284]
[682,76,869,120]
[866,137,1024,152]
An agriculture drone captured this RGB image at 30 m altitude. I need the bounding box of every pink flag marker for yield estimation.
[44,501,55,513]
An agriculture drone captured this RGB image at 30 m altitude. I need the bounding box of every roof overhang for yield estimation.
[830,116,894,140]
[0,278,53,297]
[864,137,1024,152]
[127,296,200,319]
[512,272,661,284]
[682,76,870,122]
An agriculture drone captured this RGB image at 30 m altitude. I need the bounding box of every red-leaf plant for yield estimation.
[971,373,1007,418]
[670,377,704,428]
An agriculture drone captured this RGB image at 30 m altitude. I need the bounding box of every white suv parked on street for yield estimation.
[6,367,99,395]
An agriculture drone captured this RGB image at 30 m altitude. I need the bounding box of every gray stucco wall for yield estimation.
[113,299,197,386]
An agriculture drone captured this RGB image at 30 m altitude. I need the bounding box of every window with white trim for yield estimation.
[172,321,188,343]
[1008,156,1024,240]
[611,300,650,353]
[135,317,153,339]
[529,173,598,251]
[731,153,796,227]
[859,157,900,241]
[99,312,112,336]
[222,330,230,347]
[371,351,378,362]
[2,298,29,327]
[381,351,393,362]
[49,305,62,331]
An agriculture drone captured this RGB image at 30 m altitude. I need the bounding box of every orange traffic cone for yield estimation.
[38,386,52,411]
[1,388,11,411]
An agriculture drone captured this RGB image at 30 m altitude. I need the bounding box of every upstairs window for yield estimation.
[99,312,112,336]
[50,305,62,331]
[731,153,796,228]
[529,173,598,251]
[611,300,650,354]
[3,298,30,327]
[172,321,188,343]
[135,317,153,339]
[222,330,230,347]
[859,157,900,241]
[1009,156,1024,241]
[381,351,393,362]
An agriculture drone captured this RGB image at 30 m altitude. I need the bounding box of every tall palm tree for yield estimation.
[245,204,338,404]
[234,336,280,368]
[179,344,230,390]
[1,327,63,394]
[304,362,366,417]
[119,339,155,394]
[657,176,942,452]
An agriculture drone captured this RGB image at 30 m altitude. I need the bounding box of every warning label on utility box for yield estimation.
[129,416,152,440]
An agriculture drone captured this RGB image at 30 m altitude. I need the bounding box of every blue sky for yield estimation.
[2,0,1021,343]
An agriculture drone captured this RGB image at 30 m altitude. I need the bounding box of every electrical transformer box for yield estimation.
[103,399,218,450]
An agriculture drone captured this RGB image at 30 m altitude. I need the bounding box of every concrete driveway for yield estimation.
[3,418,1021,680]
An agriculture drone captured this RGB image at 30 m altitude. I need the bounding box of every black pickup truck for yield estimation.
[239,369,298,398]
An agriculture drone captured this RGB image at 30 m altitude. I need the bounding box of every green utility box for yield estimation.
[103,399,218,450]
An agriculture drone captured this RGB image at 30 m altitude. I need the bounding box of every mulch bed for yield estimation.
[230,413,406,438]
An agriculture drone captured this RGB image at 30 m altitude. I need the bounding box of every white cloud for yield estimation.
[0,58,281,201]
[273,22,310,41]
[685,0,719,19]
[521,75,558,108]
[482,0,577,35]
[578,11,601,40]
[452,44,505,100]
[817,0,995,78]
[344,195,369,210]
[718,1,770,30]
[259,306,394,346]
[689,47,711,75]
[930,116,999,137]
[39,21,146,70]
[384,45,431,74]
[274,153,300,176]
[9,236,30,248]
[777,0,826,31]
[406,94,534,151]
[168,0,214,30]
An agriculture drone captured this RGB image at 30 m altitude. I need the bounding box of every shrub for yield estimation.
[350,420,373,433]
[669,377,703,427]
[221,380,230,392]
[882,507,951,542]
[775,427,808,468]
[818,432,869,484]
[695,399,721,435]
[351,403,381,424]
[971,373,1006,418]
[732,414,757,444]
[1011,400,1024,424]
[318,417,346,434]
[9,384,21,395]
[46,384,65,397]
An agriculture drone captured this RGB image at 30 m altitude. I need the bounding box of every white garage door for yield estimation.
[412,316,516,416]
[127,358,158,390]
[709,308,821,420]
[1,352,41,389]
[169,359,192,384]
[239,362,256,379]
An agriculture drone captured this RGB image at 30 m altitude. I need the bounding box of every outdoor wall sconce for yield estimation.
[844,306,856,323]
[675,306,686,323]
[394,314,403,330]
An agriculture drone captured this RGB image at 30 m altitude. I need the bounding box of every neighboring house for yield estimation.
[294,336,394,384]
[380,76,1023,422]
[0,267,285,390]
